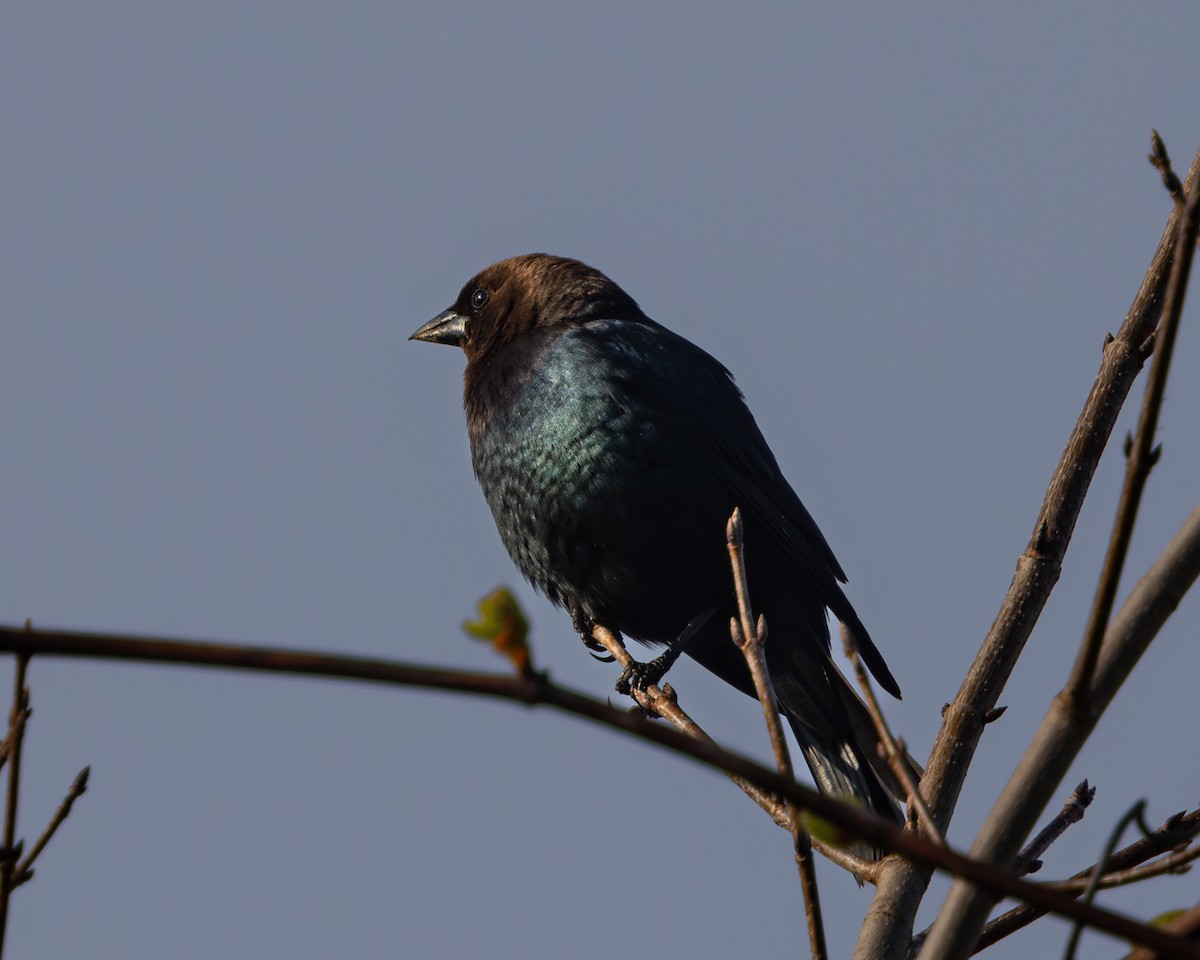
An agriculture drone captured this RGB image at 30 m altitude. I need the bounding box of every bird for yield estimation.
[411,253,906,831]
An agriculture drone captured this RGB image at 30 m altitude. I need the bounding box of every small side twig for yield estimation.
[1055,844,1200,893]
[727,509,828,960]
[0,653,30,955]
[1014,780,1096,876]
[839,622,944,847]
[11,767,90,889]
[1149,130,1185,204]
[1063,799,1155,960]
[916,781,1093,950]
[974,808,1200,953]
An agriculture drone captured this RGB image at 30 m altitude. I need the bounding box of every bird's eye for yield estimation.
[471,288,490,309]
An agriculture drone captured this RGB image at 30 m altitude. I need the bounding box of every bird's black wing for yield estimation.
[587,317,901,698]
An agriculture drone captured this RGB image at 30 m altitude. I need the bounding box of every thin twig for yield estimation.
[978,853,1200,955]
[974,854,1200,950]
[0,652,30,956]
[0,708,30,776]
[0,626,1198,957]
[738,614,829,958]
[728,508,828,960]
[11,767,90,889]
[1069,136,1200,703]
[839,622,944,847]
[1014,781,1096,876]
[590,626,708,737]
[589,623,792,830]
[1064,800,1153,960]
[974,809,1200,953]
[1149,130,1185,203]
[592,621,879,882]
[1055,845,1200,892]
[0,732,14,775]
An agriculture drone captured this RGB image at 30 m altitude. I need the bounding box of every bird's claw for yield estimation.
[615,653,671,696]
[615,662,645,696]
[613,615,704,696]
[577,615,623,663]
[581,634,606,653]
[573,612,603,650]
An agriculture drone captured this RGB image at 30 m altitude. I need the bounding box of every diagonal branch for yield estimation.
[1,624,1198,956]
[975,808,1200,952]
[11,768,89,889]
[921,139,1200,958]
[921,499,1200,959]
[1069,132,1200,701]
[856,144,1200,960]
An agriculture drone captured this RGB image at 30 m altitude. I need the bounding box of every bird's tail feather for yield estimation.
[787,716,901,874]
[789,719,902,824]
[782,672,912,870]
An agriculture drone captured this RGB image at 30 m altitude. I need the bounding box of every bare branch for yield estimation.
[1064,800,1154,960]
[11,767,90,889]
[921,499,1200,959]
[811,836,882,884]
[1149,130,1185,203]
[975,808,1199,952]
[840,622,944,847]
[2,625,1198,956]
[589,623,793,829]
[1014,781,1096,876]
[978,851,1200,952]
[859,145,1200,960]
[592,533,879,881]
[728,509,829,960]
[1059,846,1200,893]
[0,653,30,955]
[1069,133,1200,701]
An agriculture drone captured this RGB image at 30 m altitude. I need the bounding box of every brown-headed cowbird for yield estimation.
[412,253,904,825]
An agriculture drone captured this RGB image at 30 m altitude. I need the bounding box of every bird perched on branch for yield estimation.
[412,253,905,828]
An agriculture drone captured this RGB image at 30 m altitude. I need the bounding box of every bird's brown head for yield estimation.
[410,254,642,365]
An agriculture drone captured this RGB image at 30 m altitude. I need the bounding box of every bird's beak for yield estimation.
[410,309,468,347]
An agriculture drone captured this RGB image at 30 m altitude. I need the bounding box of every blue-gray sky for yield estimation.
[2,3,1198,957]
